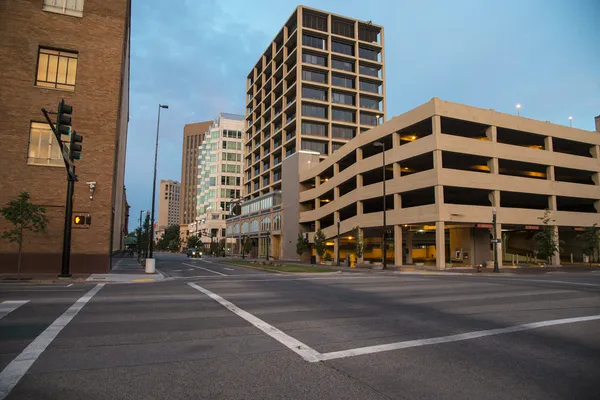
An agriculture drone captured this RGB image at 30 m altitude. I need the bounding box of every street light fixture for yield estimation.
[569,116,573,127]
[336,218,341,266]
[516,103,521,116]
[492,208,499,273]
[373,141,387,269]
[149,104,168,262]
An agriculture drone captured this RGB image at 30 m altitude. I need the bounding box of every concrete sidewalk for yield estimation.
[85,257,165,283]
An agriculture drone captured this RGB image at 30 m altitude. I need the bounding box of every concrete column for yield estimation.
[544,136,553,152]
[487,158,499,174]
[315,176,320,188]
[334,163,340,174]
[493,221,503,268]
[357,148,363,161]
[435,185,444,205]
[551,226,561,266]
[432,115,442,136]
[357,200,364,215]
[590,145,600,159]
[315,198,320,209]
[405,229,413,264]
[334,186,340,200]
[394,225,403,266]
[334,211,340,265]
[436,221,446,270]
[394,193,402,211]
[548,195,557,211]
[546,165,555,181]
[357,173,363,187]
[488,190,500,208]
[393,162,401,178]
[486,126,497,142]
[433,150,443,169]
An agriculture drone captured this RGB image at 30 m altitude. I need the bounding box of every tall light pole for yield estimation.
[569,116,573,127]
[492,208,499,273]
[336,218,341,266]
[374,141,387,269]
[516,103,521,116]
[149,104,168,260]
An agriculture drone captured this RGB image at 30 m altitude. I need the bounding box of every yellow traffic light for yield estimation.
[74,216,82,224]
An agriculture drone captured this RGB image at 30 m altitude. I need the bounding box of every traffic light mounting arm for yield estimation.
[41,107,76,181]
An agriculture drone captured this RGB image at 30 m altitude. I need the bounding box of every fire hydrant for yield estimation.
[477,264,483,273]
[350,254,356,268]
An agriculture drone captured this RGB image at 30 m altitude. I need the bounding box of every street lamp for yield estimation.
[569,116,573,127]
[336,218,341,266]
[516,103,521,116]
[492,208,499,273]
[149,104,168,261]
[373,141,387,269]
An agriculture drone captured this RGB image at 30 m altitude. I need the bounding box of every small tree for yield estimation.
[577,224,599,265]
[296,233,309,256]
[324,252,332,262]
[314,229,326,260]
[187,235,201,249]
[219,238,226,257]
[241,236,253,259]
[352,226,364,259]
[1,192,48,278]
[533,209,559,265]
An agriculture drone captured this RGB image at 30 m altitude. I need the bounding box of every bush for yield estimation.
[324,252,332,262]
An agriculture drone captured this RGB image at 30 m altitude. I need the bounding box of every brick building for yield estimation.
[0,0,131,273]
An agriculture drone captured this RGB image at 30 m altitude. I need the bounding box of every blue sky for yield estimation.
[125,0,600,229]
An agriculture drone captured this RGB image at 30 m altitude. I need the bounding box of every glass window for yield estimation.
[360,80,380,93]
[234,224,240,234]
[332,74,354,88]
[301,104,327,119]
[301,139,328,154]
[302,34,326,50]
[332,58,354,72]
[359,64,379,77]
[273,215,281,230]
[332,108,355,123]
[250,220,259,233]
[242,222,249,233]
[209,177,216,186]
[302,52,326,66]
[261,218,272,231]
[360,113,378,126]
[360,96,381,110]
[301,121,328,137]
[332,18,354,38]
[359,47,379,61]
[303,12,327,31]
[35,48,78,91]
[332,125,355,140]
[302,69,326,84]
[332,41,354,56]
[27,121,66,166]
[302,86,327,101]
[332,142,344,153]
[43,0,84,18]
[332,91,354,105]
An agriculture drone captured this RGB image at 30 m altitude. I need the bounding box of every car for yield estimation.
[186,248,202,258]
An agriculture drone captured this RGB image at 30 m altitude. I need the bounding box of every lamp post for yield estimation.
[373,141,387,269]
[336,218,341,266]
[492,208,499,273]
[149,104,168,260]
[516,103,521,116]
[569,116,573,127]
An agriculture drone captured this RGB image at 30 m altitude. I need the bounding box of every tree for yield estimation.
[577,224,599,265]
[156,224,180,252]
[1,192,48,278]
[137,214,151,260]
[241,236,253,259]
[352,226,364,259]
[219,238,226,257]
[296,233,309,256]
[532,209,559,265]
[187,235,201,249]
[314,229,326,260]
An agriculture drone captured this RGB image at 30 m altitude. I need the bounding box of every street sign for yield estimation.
[491,239,501,243]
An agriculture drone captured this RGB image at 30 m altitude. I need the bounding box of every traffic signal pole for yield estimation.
[60,167,76,278]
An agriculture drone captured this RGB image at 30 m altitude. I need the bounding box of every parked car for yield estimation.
[187,248,202,258]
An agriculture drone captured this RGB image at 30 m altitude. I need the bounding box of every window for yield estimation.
[261,218,272,231]
[223,153,242,161]
[332,108,355,123]
[302,69,326,84]
[42,0,84,17]
[302,104,327,119]
[222,141,241,150]
[263,176,269,187]
[227,226,233,235]
[332,74,354,88]
[273,170,281,181]
[360,113,378,126]
[302,34,325,50]
[27,122,66,166]
[332,91,354,105]
[301,122,327,137]
[332,58,354,72]
[301,139,328,154]
[332,41,354,56]
[222,164,241,173]
[360,96,381,110]
[221,176,240,186]
[302,86,327,101]
[360,80,380,93]
[242,222,249,234]
[36,48,78,90]
[250,220,259,232]
[209,177,216,186]
[332,18,354,38]
[332,142,344,153]
[302,52,326,66]
[273,215,281,230]
[359,47,379,61]
[332,125,355,140]
[234,224,240,234]
[303,12,327,31]
[360,64,379,77]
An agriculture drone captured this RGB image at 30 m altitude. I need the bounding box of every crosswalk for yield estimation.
[0,301,29,320]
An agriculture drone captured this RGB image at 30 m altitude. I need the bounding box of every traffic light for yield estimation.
[70,130,83,161]
[73,215,91,226]
[56,99,73,137]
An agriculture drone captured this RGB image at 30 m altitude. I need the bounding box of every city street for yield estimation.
[1,253,600,399]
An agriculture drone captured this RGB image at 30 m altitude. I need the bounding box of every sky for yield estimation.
[125,0,600,229]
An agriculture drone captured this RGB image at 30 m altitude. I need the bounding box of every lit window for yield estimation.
[27,122,68,166]
[42,0,84,17]
[35,48,78,90]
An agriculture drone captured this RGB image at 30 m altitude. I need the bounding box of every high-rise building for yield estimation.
[0,0,131,273]
[157,180,180,238]
[181,121,213,226]
[193,113,245,248]
[244,5,385,200]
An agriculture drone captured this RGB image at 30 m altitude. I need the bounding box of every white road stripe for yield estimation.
[67,284,73,287]
[0,301,29,320]
[224,267,234,271]
[187,283,320,362]
[318,314,600,361]
[0,284,104,399]
[183,263,226,276]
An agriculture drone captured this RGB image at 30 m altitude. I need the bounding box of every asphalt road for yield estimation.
[1,253,599,399]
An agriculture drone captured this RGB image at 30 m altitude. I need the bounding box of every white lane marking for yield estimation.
[0,284,104,399]
[224,267,234,271]
[318,314,600,361]
[188,283,320,362]
[183,263,226,276]
[67,284,73,288]
[0,301,29,320]
[485,277,600,288]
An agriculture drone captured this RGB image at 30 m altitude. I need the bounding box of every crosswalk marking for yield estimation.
[0,301,29,321]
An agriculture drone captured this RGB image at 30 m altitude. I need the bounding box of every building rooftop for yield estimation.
[219,112,245,121]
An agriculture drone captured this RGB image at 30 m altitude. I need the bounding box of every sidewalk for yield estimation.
[86,256,165,283]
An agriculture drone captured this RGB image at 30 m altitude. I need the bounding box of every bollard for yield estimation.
[145,258,156,274]
[570,253,573,264]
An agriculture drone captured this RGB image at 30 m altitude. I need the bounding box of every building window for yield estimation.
[301,139,328,155]
[234,224,240,234]
[332,108,355,123]
[250,220,259,232]
[332,58,354,72]
[42,0,84,17]
[261,218,272,231]
[301,121,328,137]
[302,52,326,66]
[360,80,380,94]
[242,222,249,234]
[332,91,355,105]
[302,86,327,101]
[332,142,344,153]
[360,96,381,110]
[332,18,354,38]
[35,48,78,91]
[359,47,379,61]
[303,12,327,31]
[332,41,354,56]
[302,104,327,119]
[27,122,66,166]
[273,215,281,230]
[332,74,354,89]
[332,125,355,140]
[359,64,379,77]
[360,113,378,126]
[302,69,327,84]
[302,34,326,50]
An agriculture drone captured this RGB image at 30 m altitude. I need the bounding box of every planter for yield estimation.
[325,261,333,266]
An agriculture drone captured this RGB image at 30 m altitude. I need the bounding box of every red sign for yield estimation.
[573,227,585,231]
[476,224,493,229]
[525,226,539,230]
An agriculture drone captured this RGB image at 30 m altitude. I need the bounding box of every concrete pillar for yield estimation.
[393,162,401,179]
[357,148,363,161]
[357,173,363,187]
[394,193,402,211]
[432,115,441,136]
[487,158,499,174]
[436,221,445,270]
[489,190,500,208]
[357,200,364,215]
[590,145,600,159]
[486,126,497,142]
[334,163,340,174]
[493,221,503,268]
[334,186,340,200]
[544,136,553,152]
[394,225,403,266]
[334,212,340,266]
[315,175,320,188]
[546,165,555,181]
[435,185,444,205]
[405,229,413,264]
[548,195,557,211]
[551,226,561,266]
[433,150,443,169]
